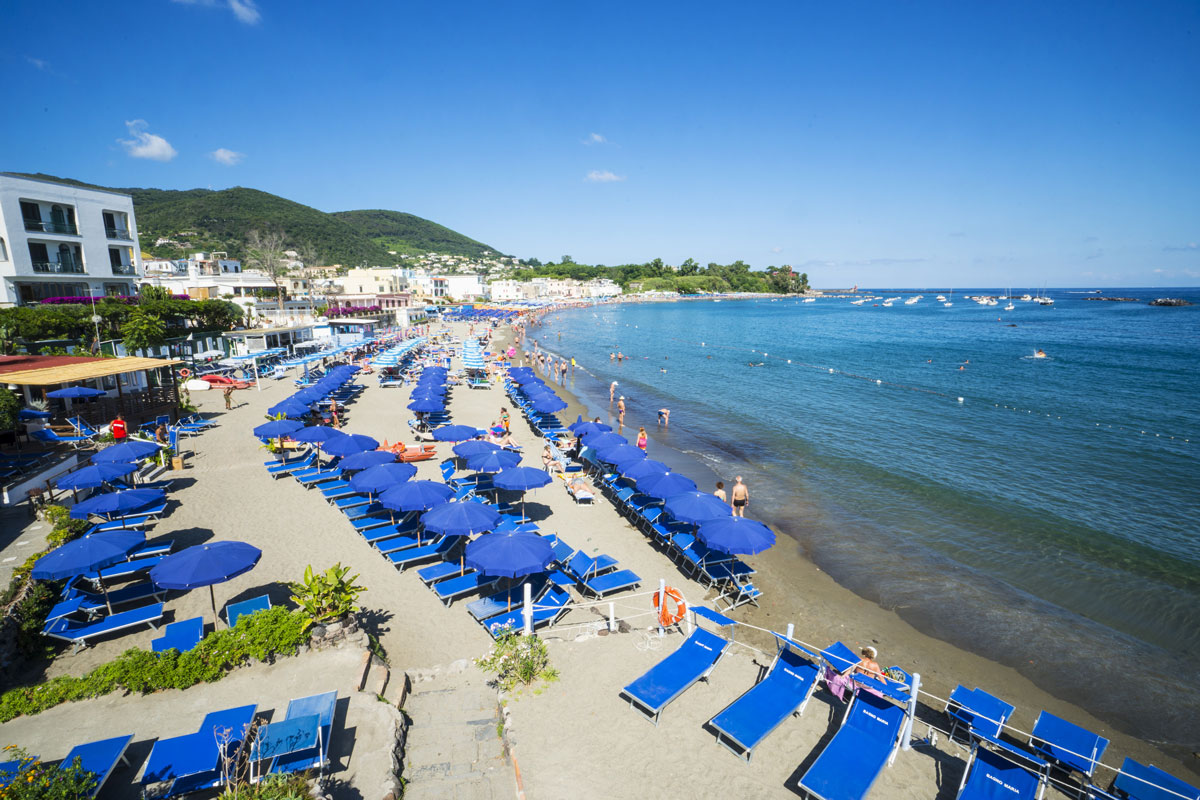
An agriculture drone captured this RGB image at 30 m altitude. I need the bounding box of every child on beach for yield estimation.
[714,481,726,502]
[636,427,648,451]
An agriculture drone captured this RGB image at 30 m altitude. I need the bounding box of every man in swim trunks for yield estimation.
[658,408,669,426]
[731,476,748,517]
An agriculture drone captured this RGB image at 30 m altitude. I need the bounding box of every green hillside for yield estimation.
[9,173,504,266]
[331,209,504,259]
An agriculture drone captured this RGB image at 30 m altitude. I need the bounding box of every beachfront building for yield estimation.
[441,273,487,302]
[336,267,406,296]
[0,173,142,306]
[488,279,523,302]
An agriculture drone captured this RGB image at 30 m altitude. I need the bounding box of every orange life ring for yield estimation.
[178,368,192,379]
[653,586,686,626]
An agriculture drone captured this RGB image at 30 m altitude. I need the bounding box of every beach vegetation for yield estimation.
[0,606,309,722]
[289,563,366,631]
[0,389,19,435]
[474,627,559,691]
[0,747,98,800]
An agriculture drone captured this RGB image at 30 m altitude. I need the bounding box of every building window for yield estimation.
[0,237,7,261]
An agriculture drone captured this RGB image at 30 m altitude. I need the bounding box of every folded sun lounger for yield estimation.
[43,602,164,654]
[946,685,1016,743]
[61,733,134,799]
[621,626,729,725]
[708,642,823,761]
[955,743,1046,800]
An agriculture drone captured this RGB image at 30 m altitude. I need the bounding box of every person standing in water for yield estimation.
[730,476,749,516]
[610,381,618,403]
[617,396,626,427]
[657,408,670,427]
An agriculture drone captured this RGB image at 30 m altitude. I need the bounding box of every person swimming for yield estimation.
[1034,349,1047,358]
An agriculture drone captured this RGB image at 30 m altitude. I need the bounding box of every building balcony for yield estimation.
[111,264,137,276]
[32,260,85,274]
[24,220,79,235]
[105,227,133,241]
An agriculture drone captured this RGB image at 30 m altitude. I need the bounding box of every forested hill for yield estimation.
[8,173,505,265]
[331,209,504,259]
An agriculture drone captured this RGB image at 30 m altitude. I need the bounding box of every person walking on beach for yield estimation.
[610,381,618,403]
[658,408,670,426]
[223,385,234,410]
[617,396,626,427]
[570,356,576,374]
[500,407,510,432]
[636,426,648,451]
[731,476,748,516]
[714,481,726,502]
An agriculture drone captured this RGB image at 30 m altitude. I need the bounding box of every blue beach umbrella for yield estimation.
[32,528,146,613]
[408,398,445,413]
[70,488,165,520]
[584,432,626,451]
[91,439,162,464]
[432,425,481,442]
[467,449,521,474]
[573,422,611,437]
[267,399,310,418]
[322,433,380,457]
[290,425,342,444]
[567,415,585,431]
[637,471,697,499]
[349,462,417,496]
[378,480,454,513]
[253,419,303,438]
[664,491,732,525]
[621,459,671,480]
[493,466,553,520]
[596,444,647,470]
[697,517,776,555]
[337,449,395,471]
[150,540,263,619]
[465,531,553,578]
[453,440,500,458]
[56,462,138,491]
[532,396,567,414]
[512,373,542,385]
[421,501,501,537]
[46,386,106,399]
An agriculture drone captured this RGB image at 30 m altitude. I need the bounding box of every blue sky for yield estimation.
[2,0,1198,287]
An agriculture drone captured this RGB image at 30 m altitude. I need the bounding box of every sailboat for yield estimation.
[1004,288,1014,311]
[943,289,953,307]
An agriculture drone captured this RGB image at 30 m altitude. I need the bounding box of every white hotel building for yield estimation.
[0,173,142,306]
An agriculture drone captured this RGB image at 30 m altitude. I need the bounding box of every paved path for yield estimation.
[401,664,513,800]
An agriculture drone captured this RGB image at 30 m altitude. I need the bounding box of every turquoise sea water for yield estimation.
[537,289,1200,749]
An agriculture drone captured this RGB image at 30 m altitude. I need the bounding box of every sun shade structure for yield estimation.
[532,396,567,413]
[32,529,147,614]
[573,422,612,437]
[56,462,138,491]
[583,432,626,451]
[336,450,395,471]
[492,466,553,492]
[697,517,776,555]
[349,462,417,495]
[70,488,165,520]
[378,480,454,513]
[421,501,501,537]
[150,541,263,619]
[289,425,342,444]
[408,398,445,412]
[432,425,481,442]
[665,491,732,525]
[465,531,553,578]
[91,439,162,464]
[46,386,106,398]
[637,471,698,499]
[453,440,500,458]
[321,433,380,457]
[595,444,647,469]
[466,450,521,474]
[622,459,671,481]
[253,419,303,438]
[1,357,182,387]
[267,399,311,419]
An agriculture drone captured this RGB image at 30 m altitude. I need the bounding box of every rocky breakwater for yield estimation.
[1149,298,1194,306]
[1086,296,1140,302]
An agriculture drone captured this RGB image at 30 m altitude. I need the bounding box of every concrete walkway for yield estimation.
[401,662,512,800]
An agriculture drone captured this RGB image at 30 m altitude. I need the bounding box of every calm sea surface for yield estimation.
[538,288,1200,748]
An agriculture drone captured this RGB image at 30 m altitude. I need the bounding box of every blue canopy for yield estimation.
[150,540,262,615]
[421,501,501,537]
[595,444,647,469]
[289,425,342,444]
[584,432,626,451]
[267,399,310,419]
[465,531,553,578]
[466,450,521,473]
[70,488,165,520]
[573,422,612,437]
[349,462,417,494]
[32,529,145,580]
[56,462,138,491]
[622,459,671,480]
[46,386,105,398]
[697,517,775,555]
[432,425,481,442]
[492,466,553,492]
[664,491,732,525]
[511,373,542,385]
[337,450,395,471]
[532,396,567,414]
[453,440,500,458]
[253,419,303,438]
[91,439,161,464]
[378,480,454,512]
[322,433,380,457]
[637,471,697,499]
[408,398,445,412]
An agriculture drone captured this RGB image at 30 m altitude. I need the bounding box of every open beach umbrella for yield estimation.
[290,425,342,444]
[349,462,417,496]
[465,531,553,578]
[493,466,553,520]
[512,373,542,385]
[408,397,445,413]
[453,440,500,458]
[467,449,521,474]
[622,459,671,481]
[32,529,146,614]
[421,501,501,537]
[697,517,776,556]
[70,488,165,520]
[150,541,262,621]
[267,399,310,419]
[91,439,161,464]
[293,388,325,404]
[337,449,395,471]
[637,471,697,499]
[322,433,380,457]
[573,422,611,437]
[46,386,106,399]
[664,491,732,525]
[595,444,647,470]
[432,425,481,442]
[584,432,626,451]
[56,462,138,491]
[531,396,567,414]
[378,480,454,514]
[253,419,303,438]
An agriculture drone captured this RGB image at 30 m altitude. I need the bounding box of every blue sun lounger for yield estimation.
[268,454,314,477]
[578,568,641,597]
[62,734,134,799]
[418,561,468,584]
[621,626,730,725]
[225,594,271,627]
[152,616,205,653]
[1028,710,1109,784]
[141,704,257,797]
[1111,757,1200,800]
[956,744,1046,800]
[252,691,337,780]
[709,641,824,761]
[78,554,166,586]
[388,535,461,571]
[43,602,164,653]
[468,577,549,622]
[71,581,166,618]
[485,585,572,637]
[946,685,1016,743]
[434,570,502,607]
[796,678,913,800]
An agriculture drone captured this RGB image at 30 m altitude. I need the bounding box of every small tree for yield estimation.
[245,229,288,311]
[289,563,365,631]
[121,308,166,352]
[0,388,20,437]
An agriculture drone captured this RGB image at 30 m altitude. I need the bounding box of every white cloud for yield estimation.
[585,170,625,183]
[771,246,783,254]
[1162,241,1198,252]
[172,0,260,24]
[210,148,245,166]
[583,133,608,145]
[25,57,48,71]
[118,120,177,162]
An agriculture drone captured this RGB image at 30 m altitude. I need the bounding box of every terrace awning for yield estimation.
[0,357,183,387]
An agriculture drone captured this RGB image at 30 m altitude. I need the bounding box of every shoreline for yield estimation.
[501,310,1198,779]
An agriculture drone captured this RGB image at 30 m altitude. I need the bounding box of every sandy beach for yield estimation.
[1,316,1193,800]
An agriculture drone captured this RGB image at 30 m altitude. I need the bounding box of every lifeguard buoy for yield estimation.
[653,586,686,626]
[178,368,192,379]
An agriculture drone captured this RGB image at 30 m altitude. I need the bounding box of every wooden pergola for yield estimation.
[3,357,184,429]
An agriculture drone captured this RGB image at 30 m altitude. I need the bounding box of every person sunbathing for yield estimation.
[567,474,594,496]
[542,446,565,474]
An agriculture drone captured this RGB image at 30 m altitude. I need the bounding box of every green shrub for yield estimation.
[289,563,365,631]
[0,607,309,722]
[474,627,558,691]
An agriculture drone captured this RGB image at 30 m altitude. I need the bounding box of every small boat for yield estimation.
[882,301,893,307]
[803,297,816,303]
[936,295,947,302]
[850,299,865,306]
[944,289,954,307]
[1021,294,1033,302]
[904,296,920,305]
